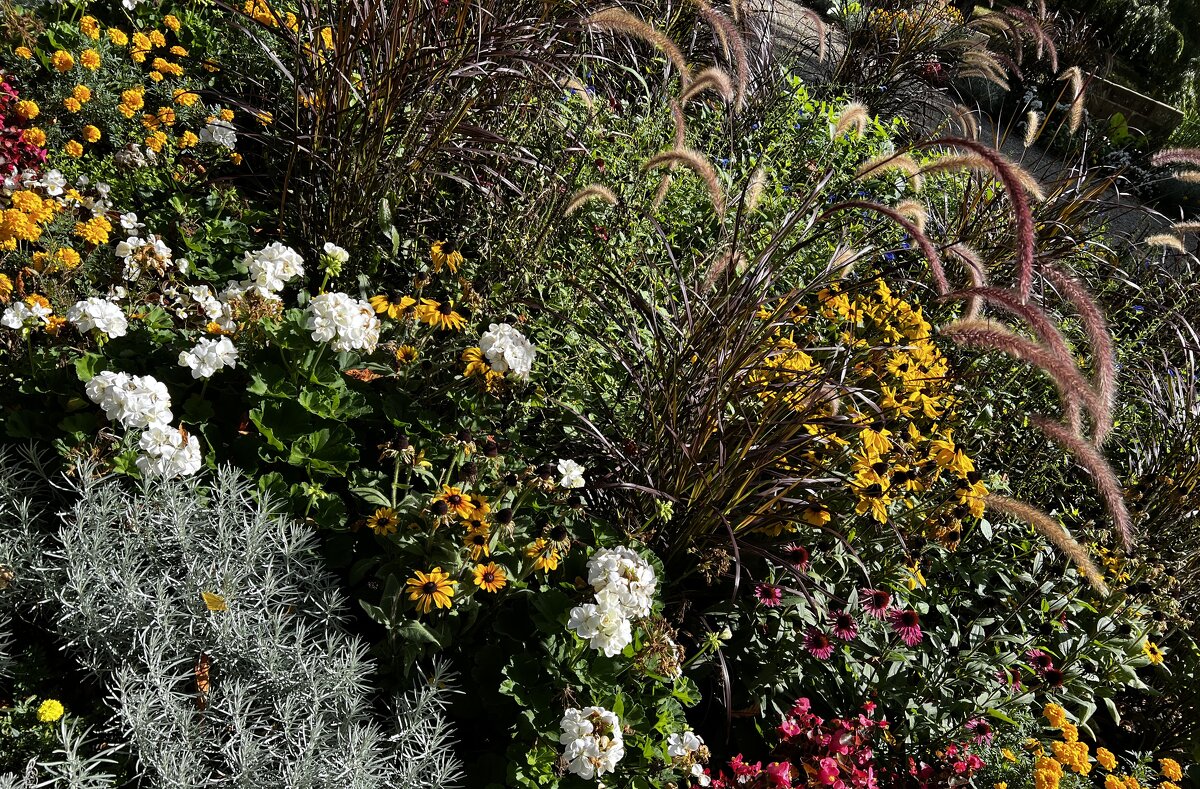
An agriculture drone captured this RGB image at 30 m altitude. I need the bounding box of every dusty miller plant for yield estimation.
[0,459,462,788]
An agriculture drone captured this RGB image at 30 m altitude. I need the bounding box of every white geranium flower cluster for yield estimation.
[178,336,239,379]
[135,423,202,478]
[242,242,305,296]
[666,731,710,786]
[67,297,127,338]
[559,706,625,779]
[568,546,658,657]
[305,292,380,353]
[115,233,179,281]
[1,297,52,329]
[479,322,536,381]
[85,372,200,479]
[85,371,173,429]
[200,115,237,149]
[557,458,586,489]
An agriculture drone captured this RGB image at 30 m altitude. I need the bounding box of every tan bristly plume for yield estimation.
[1058,66,1084,133]
[952,105,979,141]
[679,66,735,106]
[652,101,688,210]
[962,50,1010,90]
[984,494,1110,596]
[856,153,924,192]
[692,1,750,110]
[1175,171,1200,184]
[585,9,691,88]
[799,7,828,63]
[830,246,864,280]
[1145,233,1186,251]
[834,102,870,138]
[1171,221,1200,235]
[920,153,1046,202]
[644,147,726,216]
[895,199,928,234]
[564,184,619,216]
[1024,110,1041,148]
[701,249,746,292]
[745,167,767,213]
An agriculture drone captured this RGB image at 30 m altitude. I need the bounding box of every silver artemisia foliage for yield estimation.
[0,458,462,788]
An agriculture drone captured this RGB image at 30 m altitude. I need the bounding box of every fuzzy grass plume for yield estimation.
[945,244,987,321]
[564,184,619,216]
[691,1,749,109]
[680,66,735,106]
[1058,66,1084,133]
[833,102,871,138]
[822,200,946,293]
[1145,233,1186,251]
[644,147,726,216]
[984,494,1109,596]
[1024,110,1041,148]
[585,8,691,87]
[744,167,767,214]
[1031,415,1133,552]
[856,153,924,192]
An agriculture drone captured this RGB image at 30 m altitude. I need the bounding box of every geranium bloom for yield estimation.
[568,588,633,656]
[587,546,656,618]
[755,583,783,607]
[480,322,536,380]
[861,588,891,618]
[136,423,203,478]
[890,608,923,646]
[305,292,380,352]
[804,628,836,660]
[405,567,457,614]
[830,610,858,640]
[559,707,624,778]
[556,458,585,488]
[178,336,238,379]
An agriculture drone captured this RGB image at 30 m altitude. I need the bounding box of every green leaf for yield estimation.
[74,352,105,382]
[288,426,359,475]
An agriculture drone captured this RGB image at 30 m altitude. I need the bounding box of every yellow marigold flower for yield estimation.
[0,274,12,302]
[121,88,145,110]
[405,567,456,614]
[284,11,299,31]
[1001,748,1017,762]
[994,784,1007,789]
[173,88,199,107]
[1034,756,1063,789]
[36,699,64,723]
[1060,721,1078,743]
[230,152,243,165]
[219,108,235,122]
[63,97,82,113]
[145,131,168,153]
[82,125,101,143]
[149,30,167,47]
[1105,776,1123,789]
[1096,748,1116,771]
[178,130,199,148]
[1043,702,1068,728]
[148,70,163,82]
[118,104,136,119]
[321,26,335,50]
[72,85,92,103]
[163,14,182,32]
[51,50,74,72]
[15,100,38,121]
[23,127,46,147]
[74,216,112,245]
[156,106,177,125]
[1161,783,1180,789]
[56,248,82,269]
[15,46,32,59]
[255,110,273,125]
[80,15,101,39]
[1160,758,1183,781]
[170,45,188,56]
[202,59,220,73]
[107,28,129,46]
[64,140,84,158]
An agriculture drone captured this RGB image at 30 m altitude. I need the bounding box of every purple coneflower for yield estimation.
[755,583,784,607]
[804,628,836,660]
[830,610,858,641]
[1042,667,1065,688]
[890,608,923,646]
[861,588,892,618]
[965,717,993,745]
[781,543,810,571]
[1026,648,1054,673]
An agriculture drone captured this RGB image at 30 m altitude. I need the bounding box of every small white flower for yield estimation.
[2,299,52,329]
[587,546,657,619]
[200,117,237,149]
[304,292,380,353]
[135,423,202,478]
[557,458,586,489]
[41,170,66,196]
[242,242,304,294]
[85,371,172,429]
[479,322,536,381]
[178,336,238,379]
[119,212,143,232]
[559,707,624,779]
[67,298,127,338]
[667,731,704,759]
[321,241,350,265]
[568,588,633,657]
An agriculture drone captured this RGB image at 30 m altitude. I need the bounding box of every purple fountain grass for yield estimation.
[945,244,987,321]
[692,0,750,110]
[1042,266,1116,447]
[1150,148,1200,170]
[916,138,1038,303]
[745,167,767,214]
[834,102,871,138]
[1031,415,1133,552]
[820,199,947,294]
[585,8,692,88]
[680,66,735,105]
[653,100,690,210]
[855,153,924,192]
[564,184,619,216]
[644,147,726,216]
[1057,67,1084,134]
[984,494,1109,596]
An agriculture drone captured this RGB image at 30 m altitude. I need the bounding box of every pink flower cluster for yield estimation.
[0,78,45,176]
[907,740,985,787]
[706,699,887,788]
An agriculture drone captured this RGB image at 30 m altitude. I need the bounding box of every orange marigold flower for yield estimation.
[80,49,101,69]
[64,140,84,158]
[51,50,74,72]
